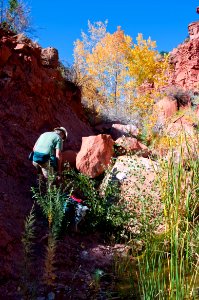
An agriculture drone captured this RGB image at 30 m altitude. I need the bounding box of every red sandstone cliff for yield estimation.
[169,21,199,92]
[0,28,93,287]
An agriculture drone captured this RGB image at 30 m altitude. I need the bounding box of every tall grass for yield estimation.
[138,143,199,299]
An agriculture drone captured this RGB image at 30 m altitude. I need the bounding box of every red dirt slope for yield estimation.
[0,28,93,285]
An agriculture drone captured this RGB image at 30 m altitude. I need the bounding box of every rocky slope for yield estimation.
[169,21,199,92]
[0,28,93,286]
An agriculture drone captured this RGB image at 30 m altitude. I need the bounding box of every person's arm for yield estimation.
[33,141,37,151]
[56,148,62,175]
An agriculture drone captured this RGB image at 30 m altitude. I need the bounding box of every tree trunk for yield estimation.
[115,71,118,115]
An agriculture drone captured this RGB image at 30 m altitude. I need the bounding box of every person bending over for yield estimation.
[32,127,67,179]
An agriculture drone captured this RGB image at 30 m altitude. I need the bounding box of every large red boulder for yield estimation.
[76,134,114,178]
[152,97,178,132]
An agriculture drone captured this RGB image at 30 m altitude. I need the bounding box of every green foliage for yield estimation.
[137,148,199,299]
[21,204,37,299]
[26,169,132,292]
[22,204,36,260]
[159,50,169,57]
[9,0,18,13]
[90,268,105,291]
[31,180,66,238]
[31,178,68,288]
[110,142,199,299]
[137,122,152,147]
[63,168,131,239]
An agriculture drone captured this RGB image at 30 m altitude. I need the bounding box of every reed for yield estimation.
[138,141,199,299]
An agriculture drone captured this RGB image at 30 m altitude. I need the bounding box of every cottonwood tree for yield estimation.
[127,33,169,114]
[73,20,109,123]
[0,0,31,33]
[74,20,108,92]
[128,33,169,88]
[86,26,132,110]
[74,22,133,114]
[74,21,169,121]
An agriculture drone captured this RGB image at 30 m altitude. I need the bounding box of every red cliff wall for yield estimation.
[0,29,93,286]
[169,21,199,92]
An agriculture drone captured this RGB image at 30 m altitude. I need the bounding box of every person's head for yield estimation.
[54,127,68,141]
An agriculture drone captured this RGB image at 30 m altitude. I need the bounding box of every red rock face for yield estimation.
[169,21,199,91]
[189,21,199,40]
[76,134,114,178]
[0,29,93,283]
[0,29,93,167]
[62,150,77,168]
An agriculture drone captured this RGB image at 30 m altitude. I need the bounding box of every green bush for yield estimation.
[63,168,131,239]
[31,181,67,238]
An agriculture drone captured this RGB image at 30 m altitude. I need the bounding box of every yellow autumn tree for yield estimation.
[74,22,169,121]
[73,20,109,115]
[128,33,169,115]
[86,26,132,109]
[128,33,169,88]
[74,22,133,117]
[74,20,108,81]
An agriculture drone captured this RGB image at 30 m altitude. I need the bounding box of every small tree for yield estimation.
[74,22,133,114]
[0,0,4,23]
[0,0,31,33]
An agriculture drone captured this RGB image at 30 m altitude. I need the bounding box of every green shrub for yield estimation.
[31,179,67,238]
[21,204,37,298]
[63,168,131,239]
[31,178,68,288]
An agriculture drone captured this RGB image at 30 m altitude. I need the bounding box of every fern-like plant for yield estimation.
[21,203,37,299]
[31,177,67,288]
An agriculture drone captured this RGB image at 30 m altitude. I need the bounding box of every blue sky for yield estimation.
[29,0,198,64]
